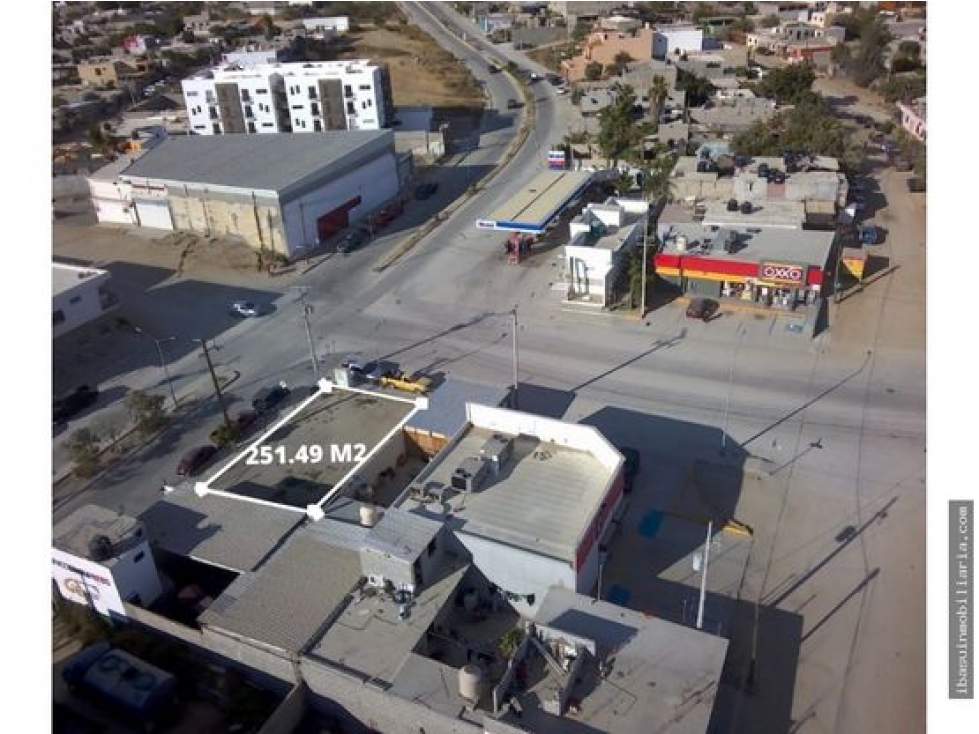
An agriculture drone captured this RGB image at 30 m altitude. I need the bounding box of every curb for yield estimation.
[53,370,242,505]
[372,6,536,274]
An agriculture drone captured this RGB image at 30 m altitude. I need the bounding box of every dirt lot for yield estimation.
[340,25,484,109]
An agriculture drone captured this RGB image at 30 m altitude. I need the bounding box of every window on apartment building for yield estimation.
[262,122,274,127]
[53,310,65,326]
[186,90,198,97]
[69,295,82,305]
[212,123,220,134]
[248,122,256,133]
[194,124,206,130]
[359,84,371,90]
[344,84,353,97]
[292,105,303,110]
[346,101,356,114]
[256,88,268,94]
[313,119,322,132]
[95,68,102,76]
[244,105,253,117]
[308,85,316,97]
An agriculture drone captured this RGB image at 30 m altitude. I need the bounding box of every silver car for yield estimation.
[229,300,259,317]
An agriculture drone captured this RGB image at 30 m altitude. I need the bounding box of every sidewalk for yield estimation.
[53,369,239,505]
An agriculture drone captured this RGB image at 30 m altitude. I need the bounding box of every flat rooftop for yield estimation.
[309,561,470,683]
[399,427,614,562]
[120,131,393,195]
[659,223,835,268]
[54,504,144,563]
[477,170,593,233]
[569,206,645,252]
[53,262,110,297]
[405,377,510,440]
[141,489,305,573]
[507,587,729,734]
[206,384,417,511]
[702,199,806,229]
[199,520,364,653]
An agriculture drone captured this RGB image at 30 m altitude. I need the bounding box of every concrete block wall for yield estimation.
[169,191,286,256]
[300,657,485,734]
[201,626,299,684]
[257,684,308,734]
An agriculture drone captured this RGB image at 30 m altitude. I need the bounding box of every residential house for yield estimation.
[183,11,213,39]
[652,23,705,59]
[562,27,655,81]
[897,97,925,142]
[77,56,153,89]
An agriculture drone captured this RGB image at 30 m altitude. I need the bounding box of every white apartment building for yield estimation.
[181,60,393,136]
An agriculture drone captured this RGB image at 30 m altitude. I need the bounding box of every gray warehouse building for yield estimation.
[104,131,402,259]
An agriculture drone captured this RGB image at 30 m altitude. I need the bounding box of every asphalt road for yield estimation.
[52,5,927,733]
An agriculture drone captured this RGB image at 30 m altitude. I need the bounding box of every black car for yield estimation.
[686,297,719,321]
[619,447,640,493]
[53,385,98,424]
[252,384,290,413]
[337,228,369,254]
[414,182,439,200]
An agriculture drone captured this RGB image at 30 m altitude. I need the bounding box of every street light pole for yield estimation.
[153,337,178,410]
[195,339,231,427]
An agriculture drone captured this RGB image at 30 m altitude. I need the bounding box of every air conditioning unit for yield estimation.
[480,434,514,475]
[451,456,488,492]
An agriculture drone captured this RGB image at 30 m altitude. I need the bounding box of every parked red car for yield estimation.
[177,445,218,477]
[686,297,719,322]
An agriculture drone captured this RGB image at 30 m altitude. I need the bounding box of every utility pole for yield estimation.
[292,287,319,377]
[195,339,230,427]
[510,307,520,410]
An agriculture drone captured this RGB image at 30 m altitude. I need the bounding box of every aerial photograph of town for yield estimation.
[48,1,940,732]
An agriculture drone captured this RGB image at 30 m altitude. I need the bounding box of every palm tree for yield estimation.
[648,74,669,132]
[609,51,633,77]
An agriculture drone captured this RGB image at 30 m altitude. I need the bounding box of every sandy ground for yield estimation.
[342,26,485,109]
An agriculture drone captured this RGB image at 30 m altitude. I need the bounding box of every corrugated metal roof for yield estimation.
[141,490,305,573]
[363,507,443,561]
[406,377,510,438]
[119,130,392,194]
[199,524,362,652]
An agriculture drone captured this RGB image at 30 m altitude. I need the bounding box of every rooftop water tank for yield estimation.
[359,505,378,527]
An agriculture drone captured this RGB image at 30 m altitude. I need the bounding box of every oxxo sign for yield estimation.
[758,261,805,286]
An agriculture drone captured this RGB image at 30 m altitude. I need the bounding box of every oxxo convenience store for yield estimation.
[653,225,836,311]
